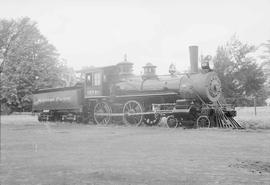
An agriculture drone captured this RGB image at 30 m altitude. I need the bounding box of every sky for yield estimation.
[0,0,269,74]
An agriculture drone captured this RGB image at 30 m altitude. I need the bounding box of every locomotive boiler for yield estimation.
[33,46,241,128]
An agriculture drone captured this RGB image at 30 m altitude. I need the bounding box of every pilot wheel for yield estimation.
[143,113,161,126]
[166,115,178,128]
[196,116,210,128]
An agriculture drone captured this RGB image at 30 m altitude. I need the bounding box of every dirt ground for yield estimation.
[0,115,270,185]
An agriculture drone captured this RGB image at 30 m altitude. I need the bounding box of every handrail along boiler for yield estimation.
[32,46,241,128]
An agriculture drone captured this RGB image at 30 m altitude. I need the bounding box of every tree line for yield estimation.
[0,17,269,113]
[212,36,270,106]
[0,17,76,113]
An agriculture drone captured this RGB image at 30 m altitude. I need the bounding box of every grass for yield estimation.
[235,106,270,129]
[1,116,270,185]
[1,106,270,130]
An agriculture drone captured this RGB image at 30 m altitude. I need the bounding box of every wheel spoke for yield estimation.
[133,116,139,122]
[94,102,111,125]
[123,100,143,126]
[144,113,160,126]
[134,106,140,112]
[197,116,210,128]
[128,103,133,110]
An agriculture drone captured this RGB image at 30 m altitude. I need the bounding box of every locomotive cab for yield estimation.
[85,71,102,97]
[83,65,119,98]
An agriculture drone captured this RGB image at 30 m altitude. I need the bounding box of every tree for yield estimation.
[260,40,270,96]
[0,17,71,112]
[213,36,266,106]
[57,59,78,87]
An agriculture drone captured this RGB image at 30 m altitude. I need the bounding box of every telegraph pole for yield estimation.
[254,96,257,116]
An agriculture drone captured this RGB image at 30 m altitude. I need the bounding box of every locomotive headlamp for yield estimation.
[201,55,213,70]
[201,61,210,70]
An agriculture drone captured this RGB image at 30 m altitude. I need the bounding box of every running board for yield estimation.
[94,108,191,117]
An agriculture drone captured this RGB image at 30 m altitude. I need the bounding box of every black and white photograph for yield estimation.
[0,0,270,184]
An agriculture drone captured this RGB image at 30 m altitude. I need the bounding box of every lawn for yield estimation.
[0,114,270,184]
[235,106,270,129]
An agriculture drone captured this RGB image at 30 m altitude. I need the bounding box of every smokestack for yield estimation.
[189,45,199,73]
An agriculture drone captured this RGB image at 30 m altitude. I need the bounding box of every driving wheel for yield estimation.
[123,100,144,126]
[94,101,112,125]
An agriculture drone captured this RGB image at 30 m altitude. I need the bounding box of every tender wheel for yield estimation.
[144,113,161,126]
[166,115,178,128]
[123,100,143,126]
[94,102,112,125]
[196,116,210,128]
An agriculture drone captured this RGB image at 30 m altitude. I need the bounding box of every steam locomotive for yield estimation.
[32,46,241,128]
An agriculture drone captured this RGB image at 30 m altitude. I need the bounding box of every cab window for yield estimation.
[93,72,101,86]
[86,73,92,87]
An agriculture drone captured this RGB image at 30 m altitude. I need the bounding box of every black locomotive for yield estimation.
[32,46,241,128]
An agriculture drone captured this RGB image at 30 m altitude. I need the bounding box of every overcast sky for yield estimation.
[0,0,269,74]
